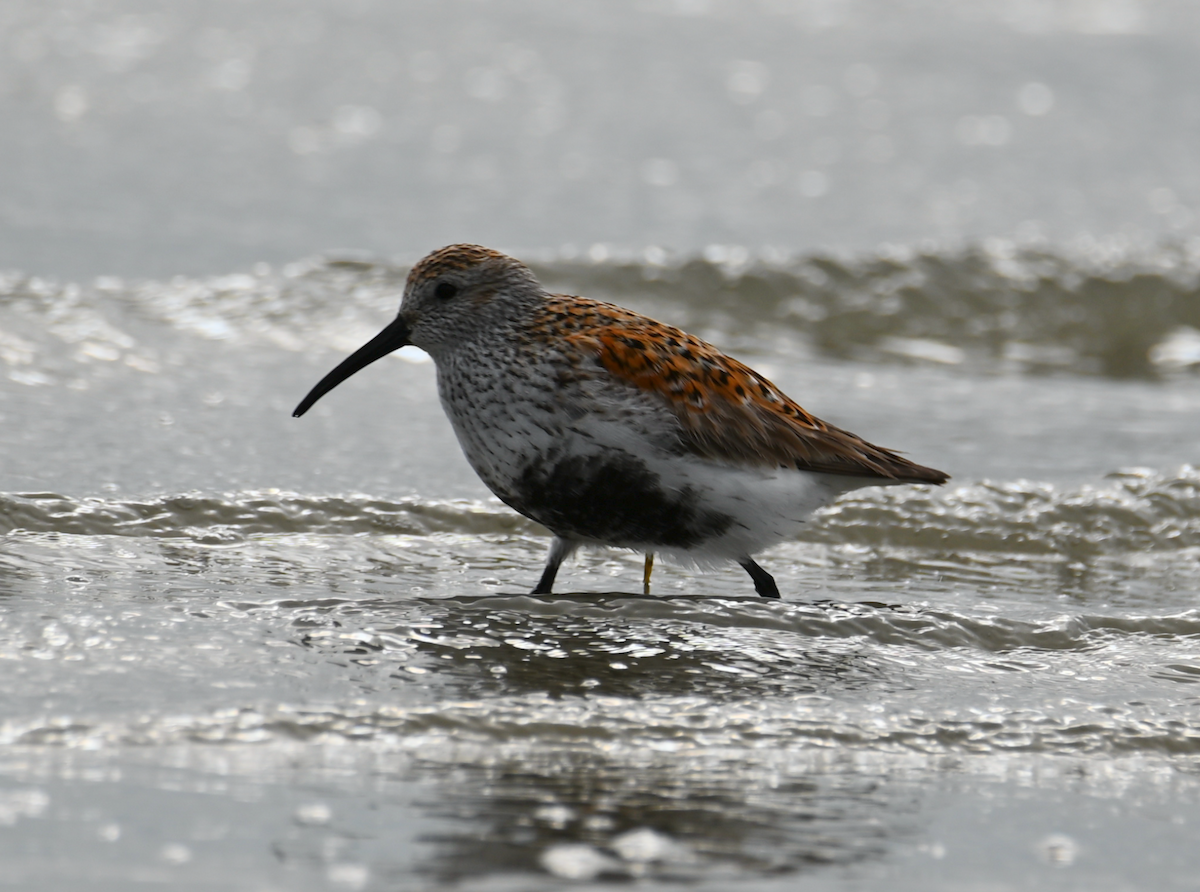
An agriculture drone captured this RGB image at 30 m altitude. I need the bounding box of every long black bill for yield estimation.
[292,315,411,417]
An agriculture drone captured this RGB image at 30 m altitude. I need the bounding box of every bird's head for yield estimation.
[292,244,541,417]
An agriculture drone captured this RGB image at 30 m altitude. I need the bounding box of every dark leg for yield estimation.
[738,556,780,599]
[532,537,575,595]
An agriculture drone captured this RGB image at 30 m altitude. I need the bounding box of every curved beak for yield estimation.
[293,315,411,417]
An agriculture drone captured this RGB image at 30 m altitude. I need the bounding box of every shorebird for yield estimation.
[294,244,948,598]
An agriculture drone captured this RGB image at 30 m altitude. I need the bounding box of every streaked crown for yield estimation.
[407,244,513,286]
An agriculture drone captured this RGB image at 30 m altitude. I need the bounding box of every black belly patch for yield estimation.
[503,451,733,548]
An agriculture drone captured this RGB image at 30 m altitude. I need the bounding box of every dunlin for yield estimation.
[294,244,948,598]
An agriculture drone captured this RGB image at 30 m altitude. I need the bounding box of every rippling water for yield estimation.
[2,245,1200,889]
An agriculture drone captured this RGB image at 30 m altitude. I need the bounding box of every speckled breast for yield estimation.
[433,344,733,549]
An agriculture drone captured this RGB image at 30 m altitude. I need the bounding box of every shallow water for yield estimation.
[5,1,1200,889]
[2,250,1200,889]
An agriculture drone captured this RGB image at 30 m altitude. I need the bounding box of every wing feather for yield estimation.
[549,297,948,484]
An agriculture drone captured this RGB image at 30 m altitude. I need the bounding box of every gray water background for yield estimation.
[2,1,1200,890]
[6,0,1200,279]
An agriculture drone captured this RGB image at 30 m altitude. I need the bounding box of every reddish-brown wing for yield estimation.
[547,297,948,483]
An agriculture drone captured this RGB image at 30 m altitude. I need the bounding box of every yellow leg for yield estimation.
[643,553,654,595]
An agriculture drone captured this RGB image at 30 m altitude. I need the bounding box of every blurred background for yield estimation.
[4,0,1200,279]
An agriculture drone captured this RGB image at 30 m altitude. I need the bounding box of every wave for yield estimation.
[534,239,1200,379]
[805,466,1200,556]
[0,491,539,542]
[5,239,1200,378]
[6,691,1199,757]
[3,466,1197,555]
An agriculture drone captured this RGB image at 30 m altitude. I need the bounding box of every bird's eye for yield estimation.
[435,282,458,301]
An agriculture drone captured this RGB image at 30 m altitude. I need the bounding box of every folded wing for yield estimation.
[555,298,949,484]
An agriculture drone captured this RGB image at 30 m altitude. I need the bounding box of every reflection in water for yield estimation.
[282,594,917,880]
[381,596,899,701]
[414,747,917,883]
